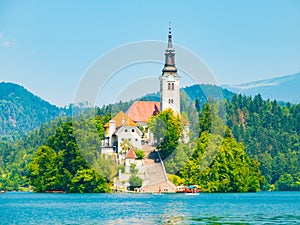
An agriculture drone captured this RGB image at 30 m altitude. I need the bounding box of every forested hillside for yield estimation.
[157,103,265,192]
[0,101,134,191]
[226,94,300,190]
[27,120,111,193]
[0,117,67,190]
[0,82,61,141]
[0,83,299,192]
[0,82,136,143]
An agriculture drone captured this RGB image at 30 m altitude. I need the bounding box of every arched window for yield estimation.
[171,83,174,90]
[168,82,171,90]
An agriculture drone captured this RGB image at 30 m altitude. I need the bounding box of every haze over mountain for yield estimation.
[223,72,300,103]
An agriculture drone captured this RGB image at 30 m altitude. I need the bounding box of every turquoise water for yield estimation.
[1,192,299,224]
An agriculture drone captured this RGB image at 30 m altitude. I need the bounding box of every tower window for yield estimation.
[168,99,173,104]
[168,82,175,90]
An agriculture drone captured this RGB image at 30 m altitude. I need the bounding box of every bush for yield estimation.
[135,149,145,159]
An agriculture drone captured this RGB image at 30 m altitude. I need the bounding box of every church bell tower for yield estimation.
[160,25,180,114]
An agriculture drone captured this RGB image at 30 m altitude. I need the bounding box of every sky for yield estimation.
[1,0,300,106]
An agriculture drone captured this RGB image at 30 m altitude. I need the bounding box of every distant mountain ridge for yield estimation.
[1,71,298,141]
[140,84,234,103]
[0,82,233,141]
[0,82,61,141]
[223,72,300,103]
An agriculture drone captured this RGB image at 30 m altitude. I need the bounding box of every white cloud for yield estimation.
[0,32,16,48]
[2,39,16,48]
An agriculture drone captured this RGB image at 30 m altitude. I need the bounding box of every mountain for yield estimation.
[140,84,234,103]
[0,82,62,141]
[223,72,300,103]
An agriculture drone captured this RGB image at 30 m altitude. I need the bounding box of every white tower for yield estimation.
[160,25,180,114]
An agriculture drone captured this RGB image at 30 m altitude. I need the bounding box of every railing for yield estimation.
[156,150,168,181]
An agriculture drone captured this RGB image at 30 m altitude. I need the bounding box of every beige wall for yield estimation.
[160,74,180,114]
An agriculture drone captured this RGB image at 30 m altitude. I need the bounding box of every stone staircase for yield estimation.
[141,145,176,193]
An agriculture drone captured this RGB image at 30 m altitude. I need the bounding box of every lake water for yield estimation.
[0,192,299,224]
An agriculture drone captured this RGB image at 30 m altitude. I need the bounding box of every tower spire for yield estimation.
[168,21,173,49]
[163,22,176,69]
[160,23,180,114]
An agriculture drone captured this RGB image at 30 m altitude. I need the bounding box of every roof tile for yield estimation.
[126,101,160,123]
[104,111,138,128]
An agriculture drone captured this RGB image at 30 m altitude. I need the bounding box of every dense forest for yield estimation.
[0,82,61,142]
[0,117,67,190]
[0,83,299,192]
[226,94,300,191]
[0,101,133,191]
[152,103,265,192]
[149,93,299,191]
[27,121,111,193]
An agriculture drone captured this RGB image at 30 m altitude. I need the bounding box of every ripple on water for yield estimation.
[0,192,300,224]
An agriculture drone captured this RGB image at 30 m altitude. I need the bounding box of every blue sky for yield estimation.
[1,0,300,106]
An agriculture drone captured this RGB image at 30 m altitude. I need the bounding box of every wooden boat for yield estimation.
[176,185,201,194]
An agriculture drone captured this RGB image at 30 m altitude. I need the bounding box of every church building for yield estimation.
[160,26,180,114]
[101,26,182,155]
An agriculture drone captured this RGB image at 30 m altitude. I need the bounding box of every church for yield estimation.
[100,26,182,156]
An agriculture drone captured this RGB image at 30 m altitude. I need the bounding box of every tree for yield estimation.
[148,109,183,159]
[164,143,194,174]
[92,155,118,182]
[179,132,265,192]
[199,102,225,136]
[179,102,265,193]
[226,94,300,188]
[128,164,143,189]
[27,122,111,193]
[120,139,135,154]
[27,146,59,192]
[70,169,110,193]
[276,173,300,191]
[134,149,145,160]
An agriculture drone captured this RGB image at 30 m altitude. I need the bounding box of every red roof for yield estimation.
[125,148,137,159]
[126,101,160,123]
